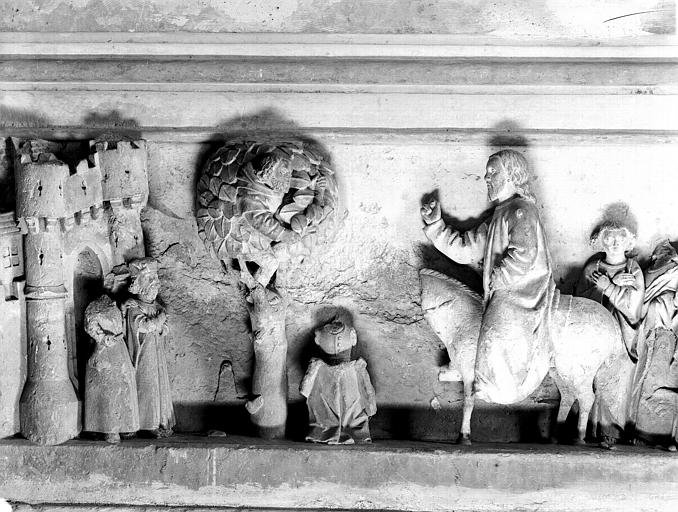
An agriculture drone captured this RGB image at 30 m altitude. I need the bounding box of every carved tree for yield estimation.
[196,141,339,438]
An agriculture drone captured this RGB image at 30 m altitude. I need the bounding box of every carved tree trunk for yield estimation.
[244,285,288,439]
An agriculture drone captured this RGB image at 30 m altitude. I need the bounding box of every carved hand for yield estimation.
[612,272,637,288]
[591,270,611,291]
[421,199,441,225]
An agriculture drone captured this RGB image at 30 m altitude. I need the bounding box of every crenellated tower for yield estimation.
[5,138,149,445]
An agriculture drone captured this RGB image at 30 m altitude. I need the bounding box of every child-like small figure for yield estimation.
[576,220,644,447]
[83,295,140,444]
[300,319,377,444]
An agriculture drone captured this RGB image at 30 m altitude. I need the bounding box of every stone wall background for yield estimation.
[1,0,676,441]
[138,135,678,439]
[0,0,674,36]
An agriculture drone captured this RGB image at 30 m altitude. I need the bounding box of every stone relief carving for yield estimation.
[122,258,175,437]
[4,132,678,449]
[420,150,621,445]
[630,240,678,449]
[196,141,339,438]
[0,138,149,445]
[300,319,377,444]
[83,295,139,443]
[575,221,642,447]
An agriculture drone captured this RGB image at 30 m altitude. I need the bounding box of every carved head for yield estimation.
[85,295,123,344]
[255,151,292,193]
[485,150,534,202]
[649,239,678,271]
[590,221,636,258]
[128,257,161,302]
[314,319,358,356]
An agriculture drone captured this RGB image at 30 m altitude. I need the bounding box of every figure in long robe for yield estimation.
[422,150,555,404]
[84,295,139,443]
[122,258,175,436]
[630,240,678,445]
[575,222,643,445]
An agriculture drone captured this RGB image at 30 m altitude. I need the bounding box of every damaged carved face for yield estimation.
[650,241,678,270]
[129,270,161,302]
[256,154,292,193]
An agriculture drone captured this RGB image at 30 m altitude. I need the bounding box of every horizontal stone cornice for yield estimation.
[0,32,676,60]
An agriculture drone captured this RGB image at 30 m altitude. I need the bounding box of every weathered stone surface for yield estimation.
[0,0,673,36]
[1,437,678,511]
[121,137,678,440]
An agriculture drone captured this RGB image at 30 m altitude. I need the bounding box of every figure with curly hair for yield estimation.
[421,149,555,406]
[575,221,643,447]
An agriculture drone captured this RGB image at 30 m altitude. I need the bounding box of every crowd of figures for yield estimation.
[577,228,678,449]
[420,149,678,450]
[83,258,175,444]
[78,144,678,449]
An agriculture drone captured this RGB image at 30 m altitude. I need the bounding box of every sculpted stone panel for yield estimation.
[0,137,149,445]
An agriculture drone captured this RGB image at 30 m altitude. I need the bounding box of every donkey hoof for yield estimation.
[573,438,587,446]
[457,435,472,446]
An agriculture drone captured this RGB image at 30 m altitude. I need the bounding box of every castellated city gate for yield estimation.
[0,139,148,445]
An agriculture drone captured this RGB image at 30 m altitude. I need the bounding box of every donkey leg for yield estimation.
[550,369,575,443]
[457,377,475,445]
[575,386,595,446]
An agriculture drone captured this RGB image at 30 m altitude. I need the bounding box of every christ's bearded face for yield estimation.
[484,158,510,202]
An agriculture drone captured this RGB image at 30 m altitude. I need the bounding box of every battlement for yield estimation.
[0,212,23,300]
[94,140,148,206]
[12,139,149,234]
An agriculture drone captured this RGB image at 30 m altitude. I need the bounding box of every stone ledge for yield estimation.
[1,436,678,511]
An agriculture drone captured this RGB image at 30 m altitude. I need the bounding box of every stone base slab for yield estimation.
[1,436,678,511]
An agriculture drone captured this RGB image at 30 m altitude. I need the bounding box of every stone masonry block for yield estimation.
[94,141,148,205]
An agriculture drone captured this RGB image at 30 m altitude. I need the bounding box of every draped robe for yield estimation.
[575,257,643,438]
[123,298,176,431]
[424,196,555,404]
[630,262,678,442]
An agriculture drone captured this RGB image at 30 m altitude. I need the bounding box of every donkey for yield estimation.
[420,268,624,444]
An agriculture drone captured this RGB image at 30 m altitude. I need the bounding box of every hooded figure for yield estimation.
[83,295,139,443]
[421,150,555,404]
[630,240,678,445]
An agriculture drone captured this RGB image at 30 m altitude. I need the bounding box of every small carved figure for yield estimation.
[122,258,175,436]
[630,240,678,446]
[420,150,620,445]
[300,319,377,444]
[196,142,339,288]
[83,295,139,444]
[575,221,643,446]
[576,222,644,359]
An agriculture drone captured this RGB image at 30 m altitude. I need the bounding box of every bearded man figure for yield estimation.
[421,150,555,404]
